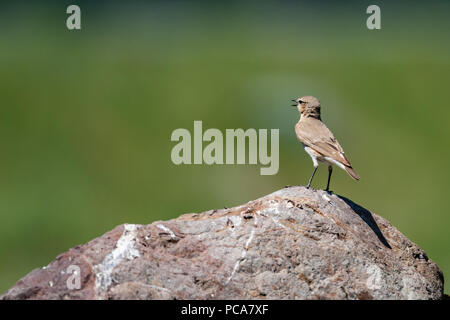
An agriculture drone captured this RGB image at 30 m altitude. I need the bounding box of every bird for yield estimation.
[292,96,359,191]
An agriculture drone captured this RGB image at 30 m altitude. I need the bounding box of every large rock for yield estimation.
[1,186,444,300]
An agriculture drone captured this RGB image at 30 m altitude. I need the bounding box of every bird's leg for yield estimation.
[306,166,318,189]
[325,165,333,192]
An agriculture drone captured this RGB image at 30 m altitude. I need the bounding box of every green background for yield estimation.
[1,1,449,295]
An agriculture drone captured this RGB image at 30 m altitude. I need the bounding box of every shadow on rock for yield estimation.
[336,194,392,249]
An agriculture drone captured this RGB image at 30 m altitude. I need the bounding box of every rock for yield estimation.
[1,186,444,300]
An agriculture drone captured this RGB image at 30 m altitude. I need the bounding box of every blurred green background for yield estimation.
[0,0,449,294]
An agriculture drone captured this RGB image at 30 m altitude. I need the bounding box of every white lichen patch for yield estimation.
[366,264,383,290]
[256,201,283,218]
[157,223,177,240]
[401,274,428,300]
[94,224,140,294]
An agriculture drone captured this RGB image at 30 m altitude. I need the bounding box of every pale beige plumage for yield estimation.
[292,96,359,190]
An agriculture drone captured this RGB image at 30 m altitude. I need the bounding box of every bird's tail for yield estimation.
[345,166,360,180]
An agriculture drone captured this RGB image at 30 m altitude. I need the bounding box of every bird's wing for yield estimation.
[295,118,352,167]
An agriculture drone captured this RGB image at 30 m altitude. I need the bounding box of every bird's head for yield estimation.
[291,96,321,118]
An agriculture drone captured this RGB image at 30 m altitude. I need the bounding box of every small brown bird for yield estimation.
[292,96,359,191]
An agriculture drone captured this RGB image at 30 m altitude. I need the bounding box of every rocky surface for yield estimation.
[1,186,444,300]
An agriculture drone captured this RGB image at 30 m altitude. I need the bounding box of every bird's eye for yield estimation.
[298,100,304,104]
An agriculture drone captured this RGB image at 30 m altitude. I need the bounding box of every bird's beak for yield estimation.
[291,99,298,107]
